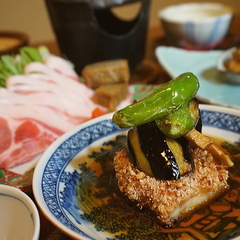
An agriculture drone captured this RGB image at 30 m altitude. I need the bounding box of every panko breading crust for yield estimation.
[114,148,229,226]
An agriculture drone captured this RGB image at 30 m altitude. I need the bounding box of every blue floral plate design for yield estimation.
[33,104,240,240]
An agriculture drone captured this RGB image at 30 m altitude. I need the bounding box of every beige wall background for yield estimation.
[0,0,239,44]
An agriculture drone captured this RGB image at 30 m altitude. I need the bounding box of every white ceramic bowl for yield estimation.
[159,3,233,49]
[217,46,240,85]
[0,185,40,240]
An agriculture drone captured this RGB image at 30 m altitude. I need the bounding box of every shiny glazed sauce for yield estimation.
[76,135,240,239]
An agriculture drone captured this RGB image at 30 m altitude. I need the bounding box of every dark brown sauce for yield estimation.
[110,168,170,228]
[79,135,237,234]
[208,135,238,157]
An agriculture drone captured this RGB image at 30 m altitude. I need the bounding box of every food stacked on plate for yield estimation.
[0,47,131,170]
[112,72,233,227]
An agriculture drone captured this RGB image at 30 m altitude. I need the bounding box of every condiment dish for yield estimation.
[217,46,240,85]
[0,31,29,56]
[0,185,40,240]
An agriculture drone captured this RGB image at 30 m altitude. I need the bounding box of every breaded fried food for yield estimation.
[114,148,229,226]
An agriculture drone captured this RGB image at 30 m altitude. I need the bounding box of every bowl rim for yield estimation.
[159,2,233,23]
[0,184,40,240]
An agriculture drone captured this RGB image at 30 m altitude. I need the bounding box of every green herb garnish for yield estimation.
[0,46,49,87]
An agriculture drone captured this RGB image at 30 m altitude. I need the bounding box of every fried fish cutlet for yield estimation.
[114,148,229,226]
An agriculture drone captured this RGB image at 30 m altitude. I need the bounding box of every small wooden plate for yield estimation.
[0,31,29,56]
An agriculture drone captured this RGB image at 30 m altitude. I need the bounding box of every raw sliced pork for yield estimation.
[0,56,107,169]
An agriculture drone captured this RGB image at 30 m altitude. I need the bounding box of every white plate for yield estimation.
[155,46,240,109]
[33,105,240,240]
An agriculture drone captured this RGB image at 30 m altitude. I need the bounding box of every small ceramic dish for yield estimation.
[0,185,40,240]
[159,2,233,49]
[217,46,240,85]
[0,31,29,56]
[33,105,240,240]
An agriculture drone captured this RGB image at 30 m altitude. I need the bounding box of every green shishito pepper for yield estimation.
[112,72,199,128]
[155,98,200,138]
[155,103,194,138]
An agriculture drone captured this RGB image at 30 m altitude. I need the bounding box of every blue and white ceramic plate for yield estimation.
[155,46,240,109]
[33,104,240,240]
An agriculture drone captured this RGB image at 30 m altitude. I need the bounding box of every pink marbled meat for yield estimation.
[0,56,106,169]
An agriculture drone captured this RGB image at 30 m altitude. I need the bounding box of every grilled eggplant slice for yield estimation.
[126,121,195,180]
[127,127,154,177]
[137,121,180,180]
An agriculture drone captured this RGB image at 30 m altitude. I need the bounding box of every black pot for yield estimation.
[45,0,151,74]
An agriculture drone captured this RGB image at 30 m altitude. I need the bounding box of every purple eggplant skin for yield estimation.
[136,121,180,180]
[126,130,137,167]
[126,120,198,180]
[178,137,195,172]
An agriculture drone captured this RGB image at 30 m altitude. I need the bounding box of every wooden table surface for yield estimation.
[31,14,240,240]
